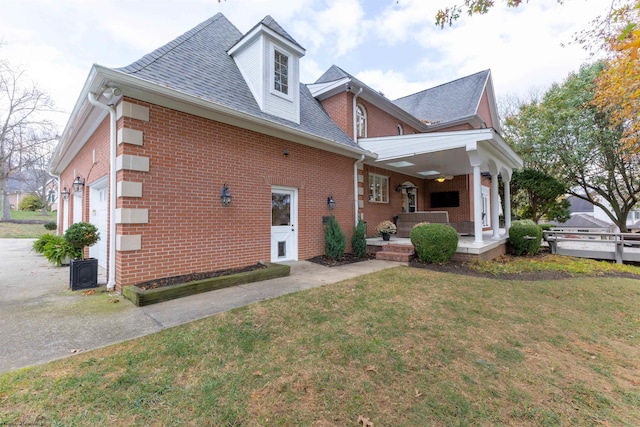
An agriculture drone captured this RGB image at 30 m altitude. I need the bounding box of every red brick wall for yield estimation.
[59,118,113,260]
[362,165,426,236]
[423,175,471,224]
[115,101,356,288]
[320,93,419,140]
[477,90,494,128]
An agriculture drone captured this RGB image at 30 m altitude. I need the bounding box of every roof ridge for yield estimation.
[394,69,490,102]
[118,13,233,74]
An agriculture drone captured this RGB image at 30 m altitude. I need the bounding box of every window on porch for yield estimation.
[369,173,389,203]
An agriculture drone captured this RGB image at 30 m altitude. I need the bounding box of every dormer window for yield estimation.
[274,50,289,95]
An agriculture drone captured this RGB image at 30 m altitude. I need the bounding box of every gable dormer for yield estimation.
[228,16,305,124]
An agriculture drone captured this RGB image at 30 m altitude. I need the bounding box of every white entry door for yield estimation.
[90,178,108,268]
[271,187,297,262]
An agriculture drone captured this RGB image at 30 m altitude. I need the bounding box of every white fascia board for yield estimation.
[361,128,521,169]
[52,65,374,173]
[306,77,351,99]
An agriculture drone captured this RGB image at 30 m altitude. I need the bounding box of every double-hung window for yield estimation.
[274,50,289,95]
[369,173,389,203]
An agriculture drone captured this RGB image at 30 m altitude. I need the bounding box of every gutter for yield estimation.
[87,91,117,292]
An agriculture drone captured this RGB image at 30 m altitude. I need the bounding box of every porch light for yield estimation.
[72,176,85,192]
[220,184,232,207]
[435,176,446,183]
[327,195,336,210]
[61,187,70,200]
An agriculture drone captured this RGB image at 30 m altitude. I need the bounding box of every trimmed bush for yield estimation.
[509,222,543,255]
[410,223,458,264]
[18,194,44,211]
[350,219,367,258]
[64,222,100,259]
[44,222,57,230]
[324,215,346,261]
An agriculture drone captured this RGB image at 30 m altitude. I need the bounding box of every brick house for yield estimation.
[49,14,522,291]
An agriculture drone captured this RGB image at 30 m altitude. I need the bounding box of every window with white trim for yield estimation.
[397,124,404,135]
[369,173,389,203]
[356,104,367,138]
[274,50,289,95]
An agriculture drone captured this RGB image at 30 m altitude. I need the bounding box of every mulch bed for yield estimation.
[307,253,376,267]
[135,263,268,290]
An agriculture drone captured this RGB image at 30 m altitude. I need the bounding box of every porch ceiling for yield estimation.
[359,128,523,180]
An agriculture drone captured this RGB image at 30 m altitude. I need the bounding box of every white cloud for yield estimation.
[354,69,437,100]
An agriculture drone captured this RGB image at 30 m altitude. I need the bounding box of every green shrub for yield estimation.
[64,222,99,259]
[32,233,57,254]
[324,215,346,261]
[509,222,543,256]
[42,235,79,266]
[18,194,44,211]
[350,219,367,258]
[44,221,57,231]
[538,223,554,232]
[410,223,458,264]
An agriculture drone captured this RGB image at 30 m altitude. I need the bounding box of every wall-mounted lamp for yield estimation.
[61,187,70,200]
[72,176,85,192]
[327,195,336,210]
[283,149,289,157]
[220,184,232,207]
[395,185,403,192]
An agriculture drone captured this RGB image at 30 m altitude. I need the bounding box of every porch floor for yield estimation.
[366,229,509,261]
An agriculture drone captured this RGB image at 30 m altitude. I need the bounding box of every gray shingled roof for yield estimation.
[549,213,612,229]
[314,65,390,98]
[393,70,490,124]
[115,14,360,150]
[567,196,594,214]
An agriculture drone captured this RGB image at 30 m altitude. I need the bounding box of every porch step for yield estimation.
[375,243,415,262]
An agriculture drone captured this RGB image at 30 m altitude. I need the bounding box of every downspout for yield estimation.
[354,154,365,226]
[87,92,117,292]
[49,172,61,233]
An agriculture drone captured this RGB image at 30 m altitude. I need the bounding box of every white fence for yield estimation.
[544,230,640,264]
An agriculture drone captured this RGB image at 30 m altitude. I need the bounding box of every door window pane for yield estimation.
[272,193,291,226]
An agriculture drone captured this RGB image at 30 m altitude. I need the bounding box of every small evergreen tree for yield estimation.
[324,215,346,261]
[350,219,367,258]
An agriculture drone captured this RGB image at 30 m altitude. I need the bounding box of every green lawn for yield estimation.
[0,210,56,238]
[1,261,639,426]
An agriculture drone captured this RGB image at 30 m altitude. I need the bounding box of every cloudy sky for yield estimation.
[2,0,608,130]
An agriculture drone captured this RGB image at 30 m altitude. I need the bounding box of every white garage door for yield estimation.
[89,177,108,268]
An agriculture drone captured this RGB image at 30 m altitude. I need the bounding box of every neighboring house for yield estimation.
[7,170,57,211]
[49,14,522,291]
[565,195,640,231]
[548,213,615,233]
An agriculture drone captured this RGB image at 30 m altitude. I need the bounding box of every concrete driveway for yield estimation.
[0,239,402,373]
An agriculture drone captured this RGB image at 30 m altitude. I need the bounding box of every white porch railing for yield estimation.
[544,230,640,264]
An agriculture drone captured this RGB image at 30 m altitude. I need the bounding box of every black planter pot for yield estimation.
[382,233,391,241]
[70,258,98,290]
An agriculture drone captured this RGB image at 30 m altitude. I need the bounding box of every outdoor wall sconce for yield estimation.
[72,176,85,192]
[220,184,232,207]
[61,187,70,200]
[327,195,336,210]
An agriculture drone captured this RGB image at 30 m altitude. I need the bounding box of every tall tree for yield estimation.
[510,169,570,224]
[504,62,640,232]
[0,59,58,221]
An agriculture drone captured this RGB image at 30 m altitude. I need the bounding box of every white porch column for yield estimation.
[473,165,483,243]
[503,176,512,232]
[491,173,500,239]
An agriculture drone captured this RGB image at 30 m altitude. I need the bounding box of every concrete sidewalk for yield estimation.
[0,239,402,373]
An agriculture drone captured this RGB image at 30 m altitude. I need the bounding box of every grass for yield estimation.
[0,210,56,238]
[1,263,639,426]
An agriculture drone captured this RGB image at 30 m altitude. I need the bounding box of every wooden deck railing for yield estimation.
[544,230,640,264]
